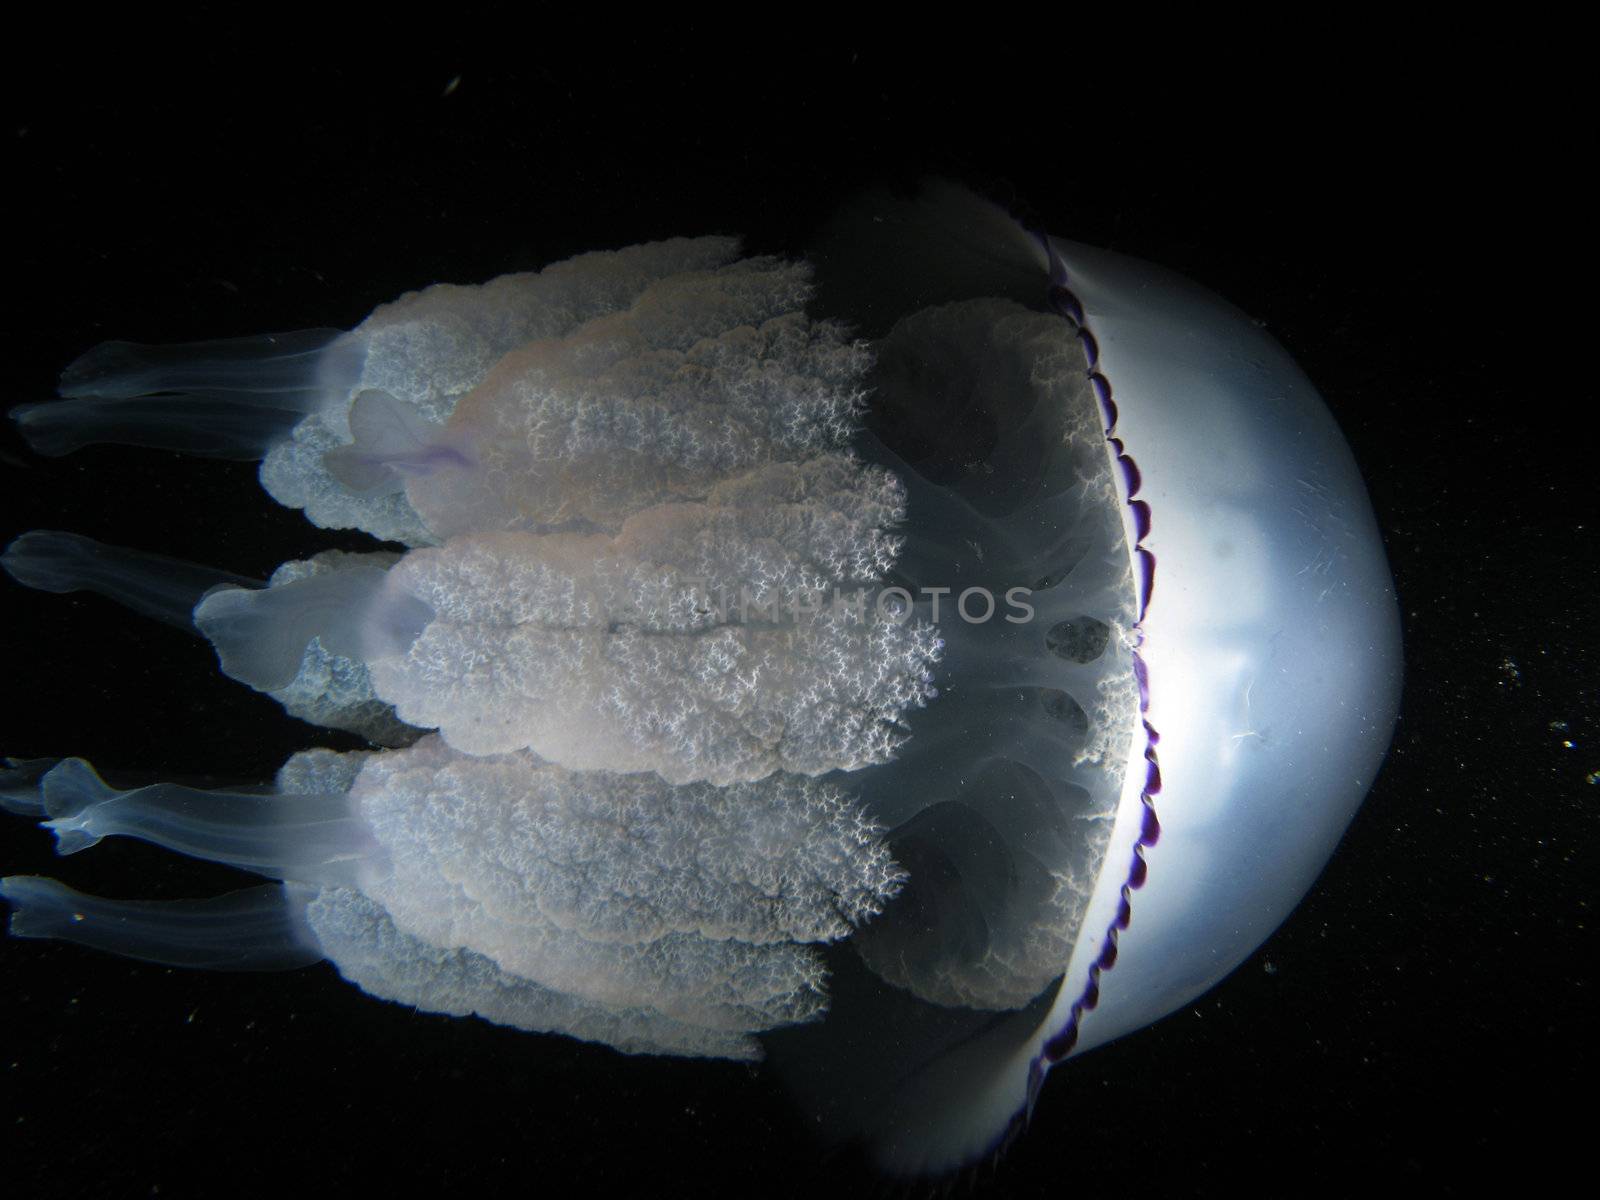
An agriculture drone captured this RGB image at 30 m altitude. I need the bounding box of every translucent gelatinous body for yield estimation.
[1,184,1400,1176]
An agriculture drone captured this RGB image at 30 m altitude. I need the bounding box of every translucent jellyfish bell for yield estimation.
[1,183,1400,1175]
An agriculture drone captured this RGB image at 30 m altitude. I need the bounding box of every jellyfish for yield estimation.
[0,183,1401,1175]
